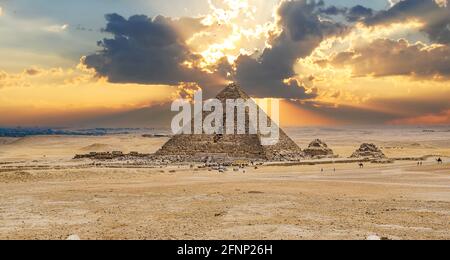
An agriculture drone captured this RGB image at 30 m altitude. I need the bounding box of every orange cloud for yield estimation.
[279,100,337,127]
[0,64,177,126]
[389,110,450,125]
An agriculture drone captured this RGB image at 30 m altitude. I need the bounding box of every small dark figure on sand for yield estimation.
[359,163,364,168]
[437,158,443,164]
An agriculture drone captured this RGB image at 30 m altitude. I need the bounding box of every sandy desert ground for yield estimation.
[0,127,449,240]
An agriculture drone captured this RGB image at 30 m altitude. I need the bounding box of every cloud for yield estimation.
[70,0,450,112]
[0,66,91,89]
[370,95,450,124]
[435,0,448,7]
[318,4,375,22]
[285,90,450,125]
[389,109,450,124]
[319,6,347,16]
[369,95,450,117]
[345,5,374,22]
[84,13,227,95]
[24,67,46,76]
[83,4,344,99]
[325,38,450,79]
[191,0,270,65]
[365,0,450,44]
[233,0,347,99]
[0,63,177,127]
[0,70,30,88]
[388,0,402,7]
[286,100,400,125]
[319,4,374,22]
[76,102,176,128]
[44,24,69,33]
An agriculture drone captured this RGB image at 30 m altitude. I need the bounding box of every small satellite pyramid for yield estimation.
[156,83,303,161]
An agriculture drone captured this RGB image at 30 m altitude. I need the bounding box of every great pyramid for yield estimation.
[156,83,304,162]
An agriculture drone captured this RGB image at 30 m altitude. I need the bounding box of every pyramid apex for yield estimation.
[223,82,243,91]
[216,82,250,101]
[227,82,240,87]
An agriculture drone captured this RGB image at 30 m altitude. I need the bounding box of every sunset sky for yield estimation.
[0,0,449,127]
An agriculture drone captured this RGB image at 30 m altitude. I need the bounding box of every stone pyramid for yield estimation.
[304,139,334,158]
[156,83,303,162]
[351,143,386,159]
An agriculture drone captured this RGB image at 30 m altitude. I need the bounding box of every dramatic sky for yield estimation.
[0,0,449,127]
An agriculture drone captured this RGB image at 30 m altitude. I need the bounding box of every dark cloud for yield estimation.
[346,5,374,22]
[83,1,448,103]
[365,0,450,44]
[319,6,347,16]
[287,100,399,125]
[233,0,347,99]
[367,95,450,124]
[326,38,450,79]
[84,14,225,94]
[287,91,450,125]
[389,109,450,125]
[319,5,374,22]
[24,68,41,76]
[367,95,450,118]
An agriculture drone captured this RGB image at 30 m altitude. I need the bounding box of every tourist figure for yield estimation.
[437,158,443,164]
[359,163,364,168]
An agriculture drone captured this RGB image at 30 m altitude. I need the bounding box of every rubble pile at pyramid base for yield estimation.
[351,143,386,159]
[155,133,304,163]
